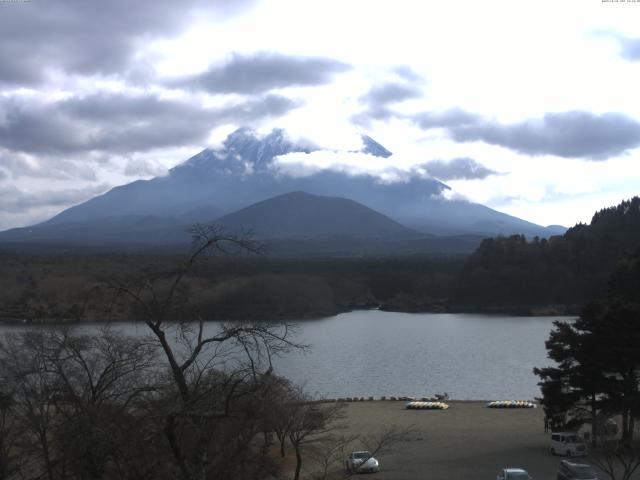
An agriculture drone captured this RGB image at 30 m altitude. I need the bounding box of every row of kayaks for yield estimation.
[486,400,536,408]
[406,401,450,410]
[405,400,537,410]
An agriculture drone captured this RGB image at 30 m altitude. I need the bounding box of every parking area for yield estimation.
[334,401,599,480]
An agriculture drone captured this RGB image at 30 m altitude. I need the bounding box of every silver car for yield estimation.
[345,451,380,473]
[557,460,598,480]
[497,468,533,480]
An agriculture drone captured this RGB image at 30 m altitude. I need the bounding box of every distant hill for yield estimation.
[0,191,484,256]
[214,191,486,256]
[453,196,640,311]
[216,191,417,238]
[0,215,192,247]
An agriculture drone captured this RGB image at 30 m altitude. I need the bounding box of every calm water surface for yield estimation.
[270,310,568,400]
[1,311,572,400]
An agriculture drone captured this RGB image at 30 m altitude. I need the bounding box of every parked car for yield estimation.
[550,432,588,457]
[345,451,380,473]
[497,468,532,480]
[557,459,598,480]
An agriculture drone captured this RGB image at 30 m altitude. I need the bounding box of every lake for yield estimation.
[270,310,567,400]
[0,310,571,400]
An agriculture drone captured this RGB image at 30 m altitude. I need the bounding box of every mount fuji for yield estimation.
[0,128,565,254]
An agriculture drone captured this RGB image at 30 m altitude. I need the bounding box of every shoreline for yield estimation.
[315,397,539,404]
[0,305,579,326]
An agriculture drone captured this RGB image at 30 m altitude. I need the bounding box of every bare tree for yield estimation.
[590,439,640,480]
[109,225,305,480]
[287,398,346,480]
[305,422,419,480]
[345,424,419,478]
[0,327,160,480]
[307,433,357,480]
[0,391,22,480]
[48,328,159,479]
[0,226,306,480]
[0,331,63,480]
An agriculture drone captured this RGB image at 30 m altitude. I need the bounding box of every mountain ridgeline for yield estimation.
[0,197,638,323]
[216,191,415,237]
[0,128,564,255]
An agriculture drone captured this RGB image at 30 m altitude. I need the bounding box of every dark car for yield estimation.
[557,460,598,480]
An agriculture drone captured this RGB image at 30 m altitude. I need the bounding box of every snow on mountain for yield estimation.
[6,127,563,241]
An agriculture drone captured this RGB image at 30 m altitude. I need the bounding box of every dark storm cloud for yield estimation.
[0,0,255,85]
[0,92,301,157]
[422,157,499,181]
[412,108,481,130]
[0,183,110,213]
[450,111,640,160]
[175,52,351,94]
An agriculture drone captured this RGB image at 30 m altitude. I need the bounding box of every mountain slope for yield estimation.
[1,128,565,252]
[215,191,419,238]
[0,215,191,247]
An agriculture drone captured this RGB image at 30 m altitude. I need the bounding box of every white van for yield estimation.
[550,432,588,457]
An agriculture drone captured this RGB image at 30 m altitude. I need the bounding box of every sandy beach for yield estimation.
[330,400,595,480]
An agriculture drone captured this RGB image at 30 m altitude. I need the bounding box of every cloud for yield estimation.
[174,52,351,94]
[361,82,423,106]
[220,94,302,123]
[598,31,640,62]
[274,149,442,185]
[351,107,396,127]
[618,37,640,61]
[412,108,480,129]
[421,157,499,181]
[353,79,424,127]
[0,92,300,156]
[0,183,110,213]
[123,158,168,177]
[450,111,640,160]
[0,151,97,180]
[274,150,390,177]
[0,0,256,85]
[393,65,423,82]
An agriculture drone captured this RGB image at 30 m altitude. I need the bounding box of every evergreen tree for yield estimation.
[535,250,640,444]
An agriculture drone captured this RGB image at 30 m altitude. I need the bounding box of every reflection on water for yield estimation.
[0,310,571,400]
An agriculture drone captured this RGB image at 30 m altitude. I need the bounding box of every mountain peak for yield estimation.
[172,128,315,176]
[174,128,395,177]
[361,134,392,158]
[216,190,417,238]
[223,127,314,170]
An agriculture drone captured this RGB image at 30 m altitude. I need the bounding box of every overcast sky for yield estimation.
[1,0,639,230]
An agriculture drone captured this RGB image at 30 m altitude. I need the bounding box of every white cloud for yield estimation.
[1,0,640,230]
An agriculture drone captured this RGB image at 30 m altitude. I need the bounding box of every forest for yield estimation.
[1,197,639,323]
[0,228,416,480]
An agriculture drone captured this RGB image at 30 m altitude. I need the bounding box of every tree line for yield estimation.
[0,227,411,480]
[454,197,640,311]
[534,249,640,480]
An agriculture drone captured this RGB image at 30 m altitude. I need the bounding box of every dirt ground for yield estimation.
[329,400,601,480]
